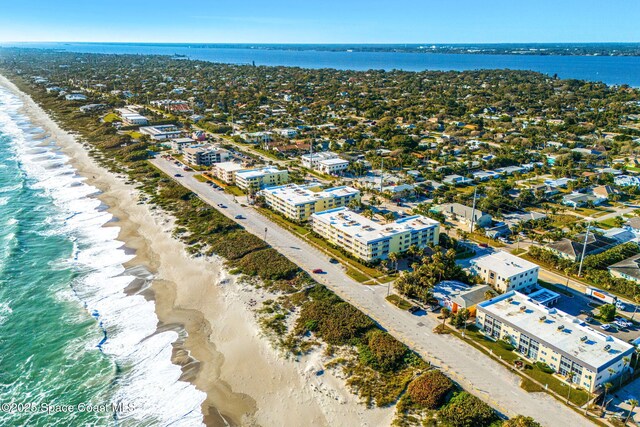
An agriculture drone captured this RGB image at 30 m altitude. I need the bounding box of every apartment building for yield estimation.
[317,158,349,175]
[260,184,360,221]
[183,145,230,166]
[300,151,339,169]
[211,162,245,184]
[470,251,539,293]
[310,207,440,262]
[234,167,289,191]
[476,291,634,392]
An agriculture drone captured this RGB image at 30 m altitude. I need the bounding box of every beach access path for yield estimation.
[150,156,592,426]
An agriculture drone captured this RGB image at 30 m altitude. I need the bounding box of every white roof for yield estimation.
[478,291,633,370]
[471,251,539,277]
[318,158,349,166]
[261,184,358,206]
[312,207,438,244]
[235,167,284,179]
[214,162,245,172]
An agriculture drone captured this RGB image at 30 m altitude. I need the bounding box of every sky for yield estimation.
[0,0,639,44]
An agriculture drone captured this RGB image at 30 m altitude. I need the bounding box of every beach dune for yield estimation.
[0,74,393,427]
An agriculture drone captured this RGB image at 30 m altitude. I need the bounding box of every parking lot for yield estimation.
[545,286,640,344]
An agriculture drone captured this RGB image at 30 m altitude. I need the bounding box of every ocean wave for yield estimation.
[0,87,206,426]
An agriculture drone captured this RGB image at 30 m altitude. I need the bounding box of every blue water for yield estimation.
[3,42,640,86]
[0,87,205,426]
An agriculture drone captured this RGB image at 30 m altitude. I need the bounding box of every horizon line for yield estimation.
[2,41,640,45]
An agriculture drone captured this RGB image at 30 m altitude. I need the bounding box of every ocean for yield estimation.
[3,42,640,87]
[0,86,206,425]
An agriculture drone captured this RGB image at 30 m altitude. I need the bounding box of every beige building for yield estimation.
[234,167,289,192]
[311,207,439,262]
[477,291,634,392]
[471,251,539,293]
[183,146,230,166]
[260,184,360,221]
[211,162,245,184]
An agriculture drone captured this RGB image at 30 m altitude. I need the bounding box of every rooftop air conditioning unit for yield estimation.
[604,345,611,352]
[520,306,527,311]
[557,325,565,331]
[580,336,588,342]
[539,316,547,322]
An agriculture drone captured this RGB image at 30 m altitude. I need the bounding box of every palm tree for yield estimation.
[601,382,613,412]
[626,398,638,424]
[441,307,451,328]
[388,252,399,272]
[620,357,630,388]
[565,375,573,404]
[384,212,395,223]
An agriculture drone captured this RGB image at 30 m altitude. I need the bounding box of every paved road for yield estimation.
[150,157,593,426]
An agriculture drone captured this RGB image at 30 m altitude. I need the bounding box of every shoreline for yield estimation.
[0,74,394,426]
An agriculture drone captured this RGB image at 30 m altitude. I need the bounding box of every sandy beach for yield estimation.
[0,74,393,427]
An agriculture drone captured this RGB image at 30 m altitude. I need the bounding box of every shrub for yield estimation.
[360,330,409,372]
[234,248,299,280]
[535,361,554,374]
[503,415,542,427]
[439,392,498,427]
[296,298,375,345]
[406,370,455,409]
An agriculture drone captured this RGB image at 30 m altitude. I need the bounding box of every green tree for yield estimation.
[626,398,638,424]
[599,304,616,322]
[439,392,498,427]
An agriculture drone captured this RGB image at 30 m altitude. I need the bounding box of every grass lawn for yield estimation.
[126,130,143,139]
[224,185,245,196]
[549,213,579,228]
[469,233,506,248]
[347,267,370,283]
[386,294,412,310]
[256,207,309,235]
[598,216,624,229]
[460,325,590,406]
[520,377,545,392]
[573,207,607,217]
[193,174,208,182]
[511,248,527,256]
[103,112,120,123]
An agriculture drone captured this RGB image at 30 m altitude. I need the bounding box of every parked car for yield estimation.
[234,215,244,220]
[613,319,627,329]
[217,203,227,208]
[616,301,626,310]
[601,324,615,331]
[328,258,339,264]
[615,317,632,328]
[408,306,420,314]
[312,268,324,274]
[479,243,489,248]
[174,174,182,177]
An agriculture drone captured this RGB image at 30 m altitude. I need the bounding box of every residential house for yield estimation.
[608,254,640,283]
[439,203,492,229]
[546,233,617,261]
[433,281,492,316]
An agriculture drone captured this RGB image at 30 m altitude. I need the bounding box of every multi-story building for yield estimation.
[300,152,339,169]
[310,207,439,262]
[234,167,289,192]
[476,291,634,392]
[317,158,349,175]
[183,145,230,166]
[211,162,245,184]
[470,251,539,293]
[170,137,195,153]
[116,107,148,125]
[260,184,360,221]
[139,124,182,141]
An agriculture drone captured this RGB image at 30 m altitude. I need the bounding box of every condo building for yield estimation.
[476,291,633,392]
[471,251,539,293]
[310,207,439,262]
[234,167,289,191]
[260,184,360,221]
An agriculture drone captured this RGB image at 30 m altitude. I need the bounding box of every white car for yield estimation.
[601,324,612,331]
[616,301,626,310]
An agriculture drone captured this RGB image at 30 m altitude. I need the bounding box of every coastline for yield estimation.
[0,74,394,426]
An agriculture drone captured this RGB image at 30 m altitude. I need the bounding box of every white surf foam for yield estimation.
[0,87,206,426]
